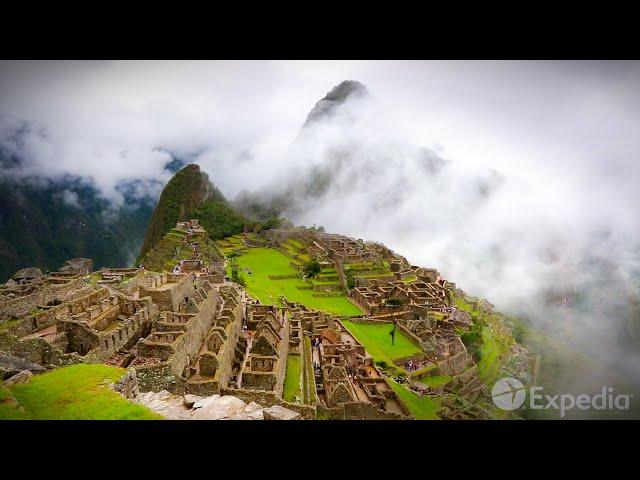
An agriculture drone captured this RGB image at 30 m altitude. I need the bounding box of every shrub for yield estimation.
[376,360,388,369]
[230,266,246,287]
[346,270,355,289]
[302,259,321,279]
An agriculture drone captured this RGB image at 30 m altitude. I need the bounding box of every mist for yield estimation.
[1,60,639,396]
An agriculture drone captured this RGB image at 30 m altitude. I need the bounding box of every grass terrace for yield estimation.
[281,238,312,264]
[454,294,513,383]
[283,355,302,402]
[0,364,162,420]
[226,246,363,316]
[415,374,452,388]
[341,320,422,369]
[344,261,394,281]
[387,378,441,420]
[478,325,511,382]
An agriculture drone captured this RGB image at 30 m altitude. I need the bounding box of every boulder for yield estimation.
[12,267,43,281]
[263,405,302,420]
[224,401,265,420]
[192,394,221,409]
[192,395,247,420]
[4,370,33,386]
[0,351,46,380]
[183,394,203,407]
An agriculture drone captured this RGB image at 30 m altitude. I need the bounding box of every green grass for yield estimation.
[0,364,162,420]
[341,320,422,368]
[283,355,302,402]
[387,379,441,420]
[355,271,394,279]
[477,326,506,382]
[228,247,363,316]
[415,374,452,388]
[454,294,512,384]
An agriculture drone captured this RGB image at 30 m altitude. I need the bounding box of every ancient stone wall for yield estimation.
[220,387,316,419]
[112,368,139,400]
[135,362,184,393]
[139,274,194,312]
[0,278,88,323]
[316,401,409,420]
[0,330,82,367]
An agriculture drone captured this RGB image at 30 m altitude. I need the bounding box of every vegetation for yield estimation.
[138,164,229,263]
[386,378,441,420]
[195,200,248,240]
[230,265,246,287]
[137,164,285,266]
[341,320,422,369]
[0,364,161,420]
[301,336,318,404]
[225,246,363,316]
[415,374,452,388]
[283,355,302,402]
[138,228,221,272]
[460,320,484,363]
[302,259,321,279]
[345,269,356,289]
[0,173,155,282]
[454,294,513,383]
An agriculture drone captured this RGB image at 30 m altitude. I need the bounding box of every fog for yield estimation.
[1,60,639,395]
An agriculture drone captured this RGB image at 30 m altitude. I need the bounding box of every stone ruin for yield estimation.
[0,221,508,420]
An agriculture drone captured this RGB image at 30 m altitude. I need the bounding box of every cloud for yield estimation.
[2,60,640,394]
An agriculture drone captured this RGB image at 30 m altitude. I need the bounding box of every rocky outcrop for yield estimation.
[0,351,45,380]
[4,369,33,386]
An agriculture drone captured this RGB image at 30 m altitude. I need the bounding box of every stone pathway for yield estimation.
[135,391,301,420]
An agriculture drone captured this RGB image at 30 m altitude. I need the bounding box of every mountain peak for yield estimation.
[137,163,226,262]
[302,80,369,128]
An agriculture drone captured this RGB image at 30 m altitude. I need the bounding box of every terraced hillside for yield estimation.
[217,234,363,316]
[138,226,221,272]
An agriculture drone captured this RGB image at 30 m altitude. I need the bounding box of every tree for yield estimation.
[385,297,404,345]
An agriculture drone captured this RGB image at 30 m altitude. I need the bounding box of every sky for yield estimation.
[1,60,639,391]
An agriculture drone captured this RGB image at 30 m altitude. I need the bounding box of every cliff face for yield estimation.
[137,164,247,264]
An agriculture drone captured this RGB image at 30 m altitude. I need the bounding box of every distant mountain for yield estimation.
[136,164,249,264]
[233,79,452,220]
[0,174,156,282]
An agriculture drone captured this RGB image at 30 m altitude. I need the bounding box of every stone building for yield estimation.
[241,312,289,396]
[139,273,195,312]
[58,294,158,362]
[58,258,93,275]
[134,277,220,391]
